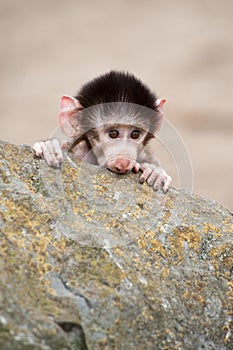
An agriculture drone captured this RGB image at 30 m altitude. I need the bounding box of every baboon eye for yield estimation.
[131,130,140,139]
[108,130,119,139]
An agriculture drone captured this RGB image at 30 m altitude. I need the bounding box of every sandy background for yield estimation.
[0,0,232,209]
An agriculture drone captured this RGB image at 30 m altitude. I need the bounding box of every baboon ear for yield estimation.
[155,98,166,113]
[154,98,166,133]
[58,96,83,138]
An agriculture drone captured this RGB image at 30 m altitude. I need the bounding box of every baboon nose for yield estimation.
[115,159,131,173]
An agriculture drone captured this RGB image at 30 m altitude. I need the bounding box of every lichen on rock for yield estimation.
[0,140,232,349]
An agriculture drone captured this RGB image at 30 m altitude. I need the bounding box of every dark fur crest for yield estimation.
[76,71,157,109]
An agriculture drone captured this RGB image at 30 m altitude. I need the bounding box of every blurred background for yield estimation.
[0,0,232,209]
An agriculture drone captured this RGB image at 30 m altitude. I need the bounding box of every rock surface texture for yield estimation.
[0,140,232,350]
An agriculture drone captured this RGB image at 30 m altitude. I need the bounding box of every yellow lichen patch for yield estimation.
[150,238,167,258]
[96,173,112,184]
[184,289,206,305]
[223,315,233,344]
[161,208,172,223]
[64,165,79,176]
[183,290,190,299]
[164,196,175,210]
[94,184,108,196]
[1,192,69,286]
[105,217,121,229]
[29,259,53,277]
[226,280,233,309]
[66,280,79,289]
[209,244,233,270]
[223,216,233,226]
[159,267,170,279]
[190,293,205,305]
[168,226,201,265]
[73,206,80,215]
[83,208,95,222]
[73,201,89,214]
[137,231,167,258]
[114,248,124,257]
[173,226,201,252]
[223,223,233,234]
[203,222,221,234]
[142,307,154,321]
[194,279,207,291]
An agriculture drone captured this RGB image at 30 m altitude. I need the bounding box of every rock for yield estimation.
[0,139,232,350]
